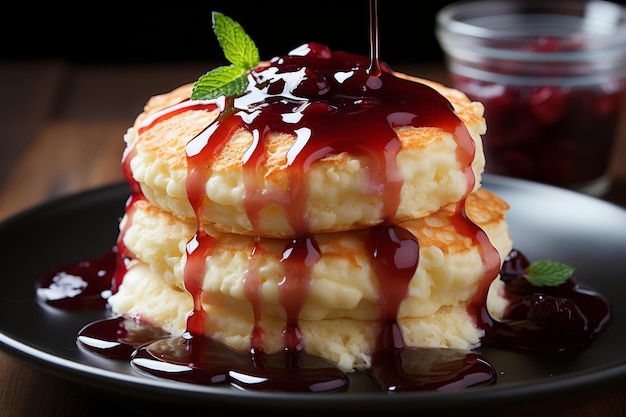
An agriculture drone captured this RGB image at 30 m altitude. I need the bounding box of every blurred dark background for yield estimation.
[2,0,458,66]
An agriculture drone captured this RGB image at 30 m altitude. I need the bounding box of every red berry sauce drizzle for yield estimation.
[481,249,612,352]
[36,0,612,394]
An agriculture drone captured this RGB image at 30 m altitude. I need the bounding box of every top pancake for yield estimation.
[124,67,487,238]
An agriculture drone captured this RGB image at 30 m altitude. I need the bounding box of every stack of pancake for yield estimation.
[108,55,513,372]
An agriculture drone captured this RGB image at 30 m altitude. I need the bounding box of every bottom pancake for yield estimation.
[108,188,513,372]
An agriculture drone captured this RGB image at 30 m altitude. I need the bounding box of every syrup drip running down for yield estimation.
[367,0,381,78]
[36,0,612,394]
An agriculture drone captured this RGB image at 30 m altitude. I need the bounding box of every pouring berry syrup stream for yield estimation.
[36,0,611,393]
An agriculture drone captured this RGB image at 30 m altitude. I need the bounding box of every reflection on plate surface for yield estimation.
[0,175,625,414]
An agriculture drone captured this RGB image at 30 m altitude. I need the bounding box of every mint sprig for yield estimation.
[191,12,260,100]
[524,260,576,287]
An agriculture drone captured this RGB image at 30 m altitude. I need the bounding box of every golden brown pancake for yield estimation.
[108,188,512,371]
[123,73,487,237]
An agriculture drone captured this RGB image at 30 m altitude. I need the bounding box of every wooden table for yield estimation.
[0,60,625,416]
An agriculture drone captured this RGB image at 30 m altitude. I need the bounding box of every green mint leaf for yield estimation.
[191,12,260,101]
[524,260,576,287]
[191,65,248,100]
[212,12,260,70]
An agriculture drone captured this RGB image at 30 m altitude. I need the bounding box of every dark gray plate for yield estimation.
[1,175,625,416]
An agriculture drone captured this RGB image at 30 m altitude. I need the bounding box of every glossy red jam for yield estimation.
[447,34,626,194]
[35,40,613,391]
[35,243,612,393]
[35,2,614,394]
[453,74,624,191]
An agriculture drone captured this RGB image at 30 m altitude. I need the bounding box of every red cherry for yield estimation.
[529,86,567,125]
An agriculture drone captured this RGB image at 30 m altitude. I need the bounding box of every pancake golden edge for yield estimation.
[125,72,487,238]
[108,188,513,372]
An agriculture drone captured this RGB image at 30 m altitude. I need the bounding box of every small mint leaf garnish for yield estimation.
[213,12,260,69]
[524,260,575,287]
[190,12,260,101]
[191,66,248,100]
